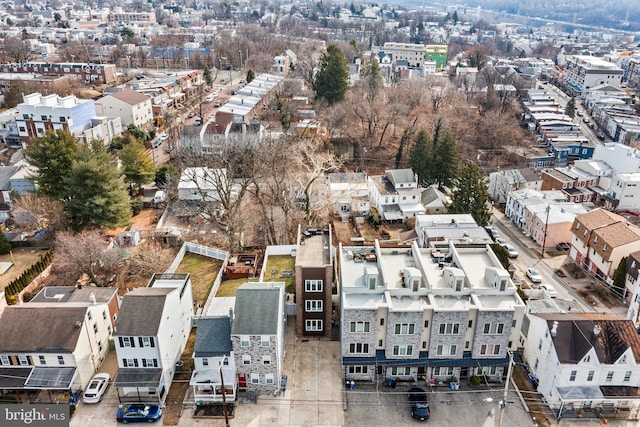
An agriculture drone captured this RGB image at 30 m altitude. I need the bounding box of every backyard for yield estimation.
[0,247,47,290]
[262,254,295,293]
[176,252,223,306]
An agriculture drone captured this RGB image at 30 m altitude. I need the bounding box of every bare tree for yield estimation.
[52,230,128,287]
[11,193,67,233]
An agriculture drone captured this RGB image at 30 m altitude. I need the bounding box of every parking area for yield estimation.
[344,381,534,427]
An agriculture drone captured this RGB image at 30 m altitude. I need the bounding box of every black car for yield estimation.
[408,387,430,421]
[556,242,571,252]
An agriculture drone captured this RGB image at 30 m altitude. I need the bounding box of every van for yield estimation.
[153,191,166,204]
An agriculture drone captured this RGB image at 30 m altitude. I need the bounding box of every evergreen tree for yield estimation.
[246,69,255,83]
[313,44,349,105]
[24,129,80,200]
[565,96,576,118]
[120,140,156,194]
[612,256,627,296]
[64,145,132,231]
[452,10,459,23]
[0,231,11,254]
[448,161,492,226]
[155,165,178,187]
[409,130,432,186]
[433,133,458,190]
[203,65,213,87]
[362,57,384,102]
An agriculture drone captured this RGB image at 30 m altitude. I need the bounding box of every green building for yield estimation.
[425,45,448,71]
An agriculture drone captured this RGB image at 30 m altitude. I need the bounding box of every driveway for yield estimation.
[344,381,534,427]
[177,317,344,426]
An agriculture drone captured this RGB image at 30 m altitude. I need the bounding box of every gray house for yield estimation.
[231,283,286,396]
[339,240,525,384]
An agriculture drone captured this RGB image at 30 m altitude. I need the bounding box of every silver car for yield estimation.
[83,373,110,403]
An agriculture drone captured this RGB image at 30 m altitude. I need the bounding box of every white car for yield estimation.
[159,133,169,141]
[540,284,558,298]
[526,267,542,283]
[205,93,216,102]
[505,244,519,259]
[83,373,110,403]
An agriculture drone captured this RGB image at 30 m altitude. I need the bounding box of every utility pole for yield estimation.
[497,351,514,427]
[219,358,230,427]
[541,203,551,258]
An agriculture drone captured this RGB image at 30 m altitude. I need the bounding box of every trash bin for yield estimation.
[450,382,458,391]
[175,361,184,373]
[387,379,397,388]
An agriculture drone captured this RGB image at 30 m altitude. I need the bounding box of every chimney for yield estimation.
[89,292,97,305]
[229,308,234,327]
[593,324,601,336]
[550,321,559,337]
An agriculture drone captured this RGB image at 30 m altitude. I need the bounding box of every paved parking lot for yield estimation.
[344,381,534,427]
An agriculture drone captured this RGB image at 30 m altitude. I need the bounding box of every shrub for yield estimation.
[469,375,482,386]
[0,232,11,254]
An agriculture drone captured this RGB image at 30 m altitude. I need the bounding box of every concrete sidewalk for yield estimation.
[177,317,344,426]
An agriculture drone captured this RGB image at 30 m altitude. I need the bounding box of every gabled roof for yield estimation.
[231,283,283,336]
[575,208,623,230]
[0,306,87,352]
[534,313,640,365]
[386,169,415,186]
[114,287,174,337]
[106,87,150,106]
[194,317,232,358]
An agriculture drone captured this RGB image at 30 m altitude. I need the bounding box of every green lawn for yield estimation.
[263,255,296,292]
[216,277,257,297]
[176,253,222,305]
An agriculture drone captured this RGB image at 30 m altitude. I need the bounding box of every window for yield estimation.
[587,371,594,381]
[57,356,65,366]
[102,311,107,320]
[379,340,383,347]
[202,358,209,366]
[350,322,370,333]
[140,337,155,348]
[606,371,614,382]
[624,371,632,382]
[480,345,501,355]
[569,371,577,382]
[305,280,323,292]
[265,374,274,384]
[438,323,460,335]
[0,355,9,365]
[306,320,323,331]
[120,336,135,348]
[476,366,497,376]
[348,366,369,374]
[250,374,259,384]
[39,355,46,365]
[59,116,66,122]
[242,355,251,365]
[349,343,369,354]
[380,318,385,326]
[393,345,413,356]
[424,320,428,328]
[391,367,411,375]
[262,356,272,365]
[483,323,505,334]
[123,358,138,367]
[305,300,323,312]
[241,337,250,347]
[142,359,157,368]
[468,320,473,328]
[41,115,48,121]
[87,311,92,321]
[433,367,454,376]
[394,324,415,335]
[93,323,98,334]
[18,355,29,366]
[436,345,456,356]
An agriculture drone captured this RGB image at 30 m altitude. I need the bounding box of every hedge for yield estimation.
[4,248,55,304]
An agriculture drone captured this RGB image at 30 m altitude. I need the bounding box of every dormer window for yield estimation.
[594,236,598,243]
[602,244,607,252]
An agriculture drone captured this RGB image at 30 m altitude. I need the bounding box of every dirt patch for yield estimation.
[563,262,587,279]
[163,328,196,425]
[512,360,552,427]
[104,208,163,237]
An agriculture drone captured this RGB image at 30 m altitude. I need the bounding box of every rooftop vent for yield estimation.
[593,324,601,336]
[550,321,559,338]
